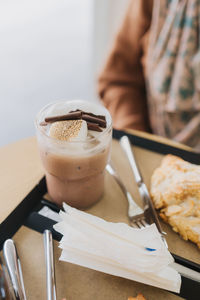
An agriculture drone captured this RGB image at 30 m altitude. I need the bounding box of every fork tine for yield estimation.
[106,162,150,229]
[140,220,146,228]
[135,218,148,229]
[139,221,145,228]
[137,220,145,228]
[135,222,141,228]
[140,219,148,227]
[130,218,149,229]
[130,221,138,228]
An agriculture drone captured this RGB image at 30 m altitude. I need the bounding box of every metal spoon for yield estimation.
[3,239,27,300]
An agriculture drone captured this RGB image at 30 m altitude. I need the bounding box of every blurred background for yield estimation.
[0,0,129,146]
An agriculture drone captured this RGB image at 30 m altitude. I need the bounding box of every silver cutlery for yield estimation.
[3,239,27,300]
[119,135,164,235]
[119,135,200,282]
[43,230,57,300]
[106,163,147,228]
[0,256,7,299]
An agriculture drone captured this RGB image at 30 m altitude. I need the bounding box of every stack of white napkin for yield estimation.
[54,203,181,293]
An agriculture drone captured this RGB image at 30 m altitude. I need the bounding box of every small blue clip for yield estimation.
[145,247,156,252]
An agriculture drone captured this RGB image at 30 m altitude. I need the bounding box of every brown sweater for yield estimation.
[98,0,153,132]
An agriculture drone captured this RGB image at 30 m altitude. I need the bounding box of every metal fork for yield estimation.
[106,163,147,228]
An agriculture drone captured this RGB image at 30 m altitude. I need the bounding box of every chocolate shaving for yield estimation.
[45,111,82,123]
[43,109,107,132]
[82,114,106,128]
[40,121,48,126]
[88,113,105,121]
[69,109,81,113]
[87,122,102,132]
[70,110,106,121]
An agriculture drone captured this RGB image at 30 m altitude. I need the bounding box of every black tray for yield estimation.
[1,129,200,300]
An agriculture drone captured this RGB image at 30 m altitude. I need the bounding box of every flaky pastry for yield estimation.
[150,154,200,248]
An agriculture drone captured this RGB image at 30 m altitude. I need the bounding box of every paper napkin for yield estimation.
[54,203,181,293]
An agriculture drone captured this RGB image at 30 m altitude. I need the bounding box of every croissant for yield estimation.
[150,154,200,248]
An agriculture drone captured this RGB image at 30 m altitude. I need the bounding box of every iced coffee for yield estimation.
[35,100,112,208]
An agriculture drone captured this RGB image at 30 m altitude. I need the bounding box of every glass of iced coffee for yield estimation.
[35,100,112,209]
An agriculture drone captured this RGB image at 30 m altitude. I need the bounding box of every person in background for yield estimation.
[98,0,200,149]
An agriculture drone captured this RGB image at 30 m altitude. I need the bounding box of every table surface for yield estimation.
[0,130,192,300]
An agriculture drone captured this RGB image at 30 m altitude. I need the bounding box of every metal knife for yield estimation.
[120,135,164,235]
